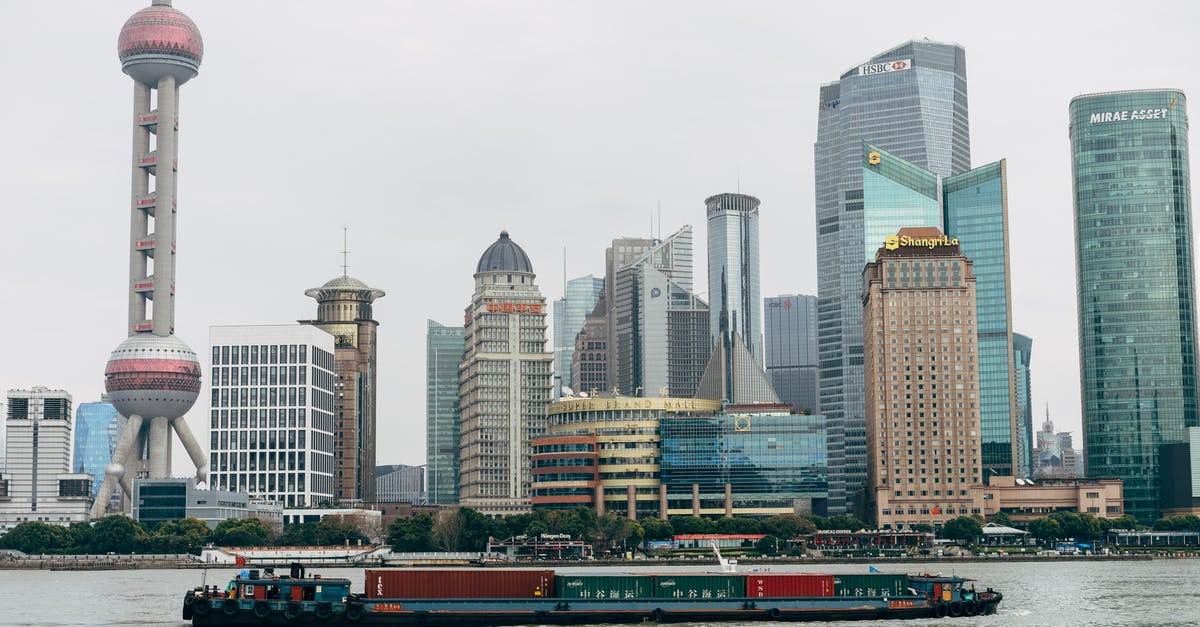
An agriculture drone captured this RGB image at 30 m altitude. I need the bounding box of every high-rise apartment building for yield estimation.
[73,400,124,508]
[765,295,820,414]
[0,388,92,534]
[816,40,971,514]
[1070,90,1196,522]
[553,275,604,397]
[301,273,385,505]
[613,226,710,398]
[208,325,337,508]
[458,231,554,516]
[863,228,982,528]
[426,319,464,505]
[1013,333,1034,478]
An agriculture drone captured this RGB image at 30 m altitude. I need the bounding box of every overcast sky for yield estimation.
[1,1,1198,471]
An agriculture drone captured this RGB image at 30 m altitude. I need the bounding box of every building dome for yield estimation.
[104,333,201,419]
[476,230,533,274]
[305,275,386,302]
[118,1,203,86]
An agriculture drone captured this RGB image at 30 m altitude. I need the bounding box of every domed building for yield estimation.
[458,231,553,516]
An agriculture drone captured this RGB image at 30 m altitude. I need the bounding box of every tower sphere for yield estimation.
[118,0,203,86]
[104,334,202,419]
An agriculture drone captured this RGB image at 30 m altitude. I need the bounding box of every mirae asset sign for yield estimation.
[1089,100,1178,124]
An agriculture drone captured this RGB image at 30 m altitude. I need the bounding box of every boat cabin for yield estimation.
[907,574,974,603]
[225,566,351,604]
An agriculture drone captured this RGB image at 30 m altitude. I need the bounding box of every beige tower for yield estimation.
[863,227,983,529]
[459,231,553,516]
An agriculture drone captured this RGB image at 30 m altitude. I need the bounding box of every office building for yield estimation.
[376,464,425,504]
[1032,413,1083,480]
[426,320,465,505]
[458,231,554,516]
[208,325,337,508]
[1013,333,1034,478]
[706,193,766,363]
[815,40,971,514]
[1160,427,1200,517]
[571,299,610,395]
[553,275,604,397]
[1070,89,1196,522]
[93,0,210,519]
[765,294,820,413]
[301,270,385,505]
[613,226,710,398]
[133,477,283,531]
[0,388,92,535]
[73,400,124,510]
[863,228,983,529]
[605,237,657,389]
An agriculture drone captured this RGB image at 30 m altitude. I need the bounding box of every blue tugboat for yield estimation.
[182,563,1001,624]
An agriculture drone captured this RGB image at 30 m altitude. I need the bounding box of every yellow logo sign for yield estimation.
[884,235,899,250]
[868,151,881,165]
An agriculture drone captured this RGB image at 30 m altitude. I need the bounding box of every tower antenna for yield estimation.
[657,201,662,239]
[341,226,350,277]
[737,161,741,193]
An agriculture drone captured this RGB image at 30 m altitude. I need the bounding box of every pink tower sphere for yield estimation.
[105,334,202,420]
[118,0,203,86]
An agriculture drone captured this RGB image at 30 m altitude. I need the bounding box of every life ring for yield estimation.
[184,594,196,607]
[767,607,783,619]
[193,598,211,616]
[222,600,241,616]
[933,602,948,618]
[345,603,364,622]
[284,602,303,621]
[253,600,271,619]
[315,602,334,619]
[948,601,963,617]
[964,599,979,616]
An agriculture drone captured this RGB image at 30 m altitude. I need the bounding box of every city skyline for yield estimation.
[2,2,1199,470]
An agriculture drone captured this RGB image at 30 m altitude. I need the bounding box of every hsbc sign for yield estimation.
[858,59,912,76]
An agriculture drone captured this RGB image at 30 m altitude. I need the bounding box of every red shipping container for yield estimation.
[365,570,555,599]
[745,574,835,597]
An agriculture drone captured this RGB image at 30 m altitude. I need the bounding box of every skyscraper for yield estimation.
[815,41,971,513]
[1012,333,1034,478]
[458,231,553,515]
[706,193,765,363]
[605,237,656,391]
[93,0,209,518]
[613,226,710,398]
[301,273,385,505]
[863,228,981,528]
[208,325,337,507]
[553,275,604,396]
[571,300,610,395]
[1070,89,1196,522]
[73,400,123,507]
[426,319,465,505]
[764,294,820,413]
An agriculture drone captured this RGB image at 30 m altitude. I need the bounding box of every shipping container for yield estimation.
[651,574,745,599]
[554,575,653,599]
[831,574,909,597]
[745,574,835,597]
[364,569,555,599]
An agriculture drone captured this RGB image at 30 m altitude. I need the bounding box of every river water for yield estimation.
[2,559,1196,626]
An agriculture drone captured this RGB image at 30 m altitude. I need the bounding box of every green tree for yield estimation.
[1100,515,1137,532]
[1153,515,1200,532]
[756,535,781,555]
[821,515,868,531]
[760,514,817,539]
[388,513,436,552]
[313,515,368,545]
[0,522,71,554]
[940,516,983,545]
[910,523,934,534]
[640,518,675,541]
[212,518,269,547]
[716,517,763,535]
[276,522,318,547]
[988,511,1013,527]
[669,516,717,534]
[88,515,143,554]
[1028,517,1061,545]
[1051,512,1101,541]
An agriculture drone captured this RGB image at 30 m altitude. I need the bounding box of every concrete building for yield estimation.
[426,320,464,505]
[92,0,210,519]
[301,270,385,506]
[612,226,710,398]
[863,227,984,529]
[281,508,382,543]
[969,476,1124,523]
[1070,90,1197,523]
[764,294,820,413]
[0,388,92,535]
[815,40,971,514]
[73,399,124,511]
[1013,333,1034,478]
[208,325,337,508]
[458,231,554,516]
[553,275,604,397]
[1032,412,1083,480]
[133,477,283,531]
[570,300,610,395]
[604,237,657,390]
[376,464,425,504]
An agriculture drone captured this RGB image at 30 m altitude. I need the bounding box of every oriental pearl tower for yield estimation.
[91,0,208,518]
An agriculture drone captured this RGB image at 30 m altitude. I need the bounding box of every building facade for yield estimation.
[73,400,123,509]
[301,274,385,505]
[1012,333,1034,478]
[571,300,610,395]
[863,228,983,529]
[1070,90,1196,522]
[1160,427,1200,517]
[553,275,604,397]
[376,464,425,504]
[426,320,464,505]
[605,237,657,388]
[1032,413,1083,480]
[706,193,765,364]
[815,41,971,514]
[458,231,554,516]
[0,388,92,534]
[207,325,337,508]
[764,295,820,414]
[133,477,283,531]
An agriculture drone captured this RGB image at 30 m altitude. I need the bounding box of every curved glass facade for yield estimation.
[72,402,121,502]
[1070,90,1196,523]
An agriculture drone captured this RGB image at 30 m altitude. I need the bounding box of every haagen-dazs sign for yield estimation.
[858,59,912,76]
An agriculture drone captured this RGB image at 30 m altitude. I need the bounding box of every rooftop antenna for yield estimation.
[341,226,350,277]
[737,161,741,194]
[657,201,662,239]
[563,246,567,295]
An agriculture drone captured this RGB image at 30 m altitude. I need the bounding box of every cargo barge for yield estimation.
[182,564,1001,625]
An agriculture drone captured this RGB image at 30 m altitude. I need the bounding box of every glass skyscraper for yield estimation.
[1012,333,1033,478]
[73,400,122,503]
[706,193,764,363]
[764,294,820,414]
[553,275,604,397]
[1070,90,1196,523]
[426,319,465,505]
[815,41,970,514]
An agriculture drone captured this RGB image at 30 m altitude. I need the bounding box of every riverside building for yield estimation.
[426,320,465,505]
[1070,90,1196,523]
[765,294,820,414]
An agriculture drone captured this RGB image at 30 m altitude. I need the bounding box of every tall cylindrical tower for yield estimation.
[91,0,208,519]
